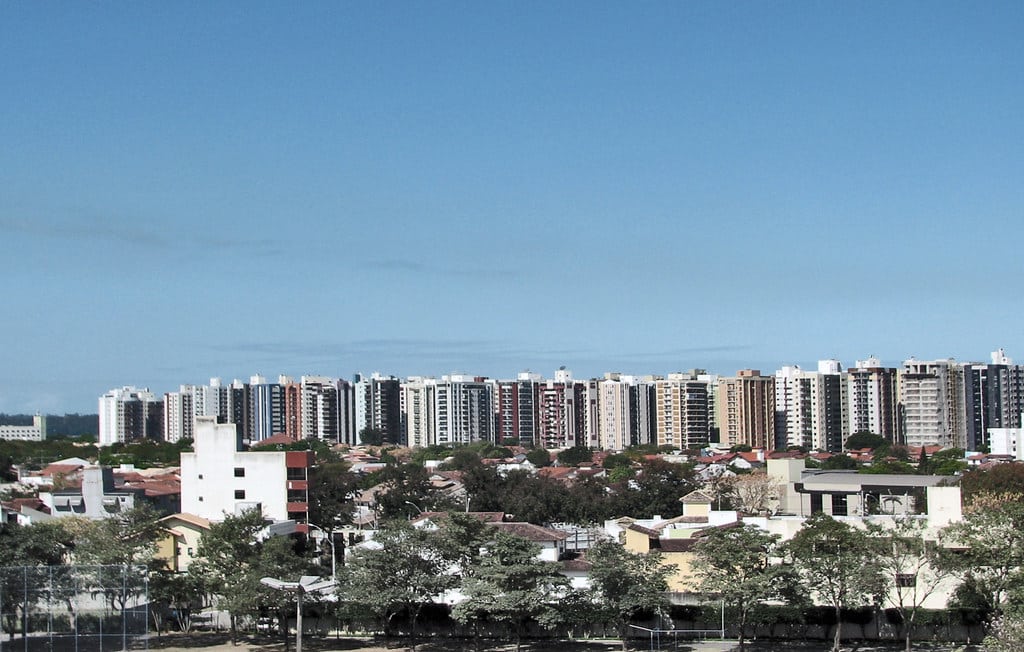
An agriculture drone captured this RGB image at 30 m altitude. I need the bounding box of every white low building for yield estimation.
[179,417,313,525]
[989,426,1024,460]
[0,415,47,441]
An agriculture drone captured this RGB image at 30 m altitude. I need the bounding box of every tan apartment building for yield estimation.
[717,370,775,449]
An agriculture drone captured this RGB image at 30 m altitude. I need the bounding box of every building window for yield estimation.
[896,573,917,588]
[235,490,246,499]
[234,467,245,477]
[198,474,203,480]
[198,496,203,502]
[287,467,306,480]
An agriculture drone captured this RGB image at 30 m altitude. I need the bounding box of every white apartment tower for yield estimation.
[98,386,162,446]
[402,377,437,448]
[900,358,967,449]
[775,366,813,450]
[433,375,494,446]
[597,374,631,451]
[163,386,196,444]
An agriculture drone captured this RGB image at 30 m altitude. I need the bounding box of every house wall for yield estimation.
[180,418,289,522]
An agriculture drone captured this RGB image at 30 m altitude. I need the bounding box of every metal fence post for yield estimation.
[22,567,27,652]
[121,565,127,652]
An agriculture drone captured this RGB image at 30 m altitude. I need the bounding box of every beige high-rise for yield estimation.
[717,370,775,448]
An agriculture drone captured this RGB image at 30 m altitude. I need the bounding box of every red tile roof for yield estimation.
[37,463,83,478]
[490,522,568,542]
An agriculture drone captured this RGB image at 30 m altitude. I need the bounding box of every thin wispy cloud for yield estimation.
[0,215,168,247]
[365,258,520,279]
[1,215,282,257]
[205,338,754,379]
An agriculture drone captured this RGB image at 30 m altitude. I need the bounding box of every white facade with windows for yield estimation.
[0,415,46,441]
[180,417,291,522]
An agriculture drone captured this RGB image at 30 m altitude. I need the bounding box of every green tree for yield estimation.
[306,459,358,530]
[452,531,569,651]
[69,504,163,569]
[344,519,456,644]
[148,570,206,634]
[916,447,931,474]
[501,471,568,524]
[961,465,1024,505]
[862,459,917,474]
[359,426,385,446]
[986,603,1024,651]
[691,524,792,650]
[865,517,954,652]
[845,432,888,450]
[613,458,697,518]
[0,521,72,640]
[602,453,633,471]
[372,463,451,519]
[444,447,484,471]
[822,454,859,470]
[525,447,552,468]
[784,513,884,652]
[191,508,314,644]
[939,499,1024,616]
[556,446,593,466]
[67,505,164,614]
[252,534,321,648]
[587,540,676,651]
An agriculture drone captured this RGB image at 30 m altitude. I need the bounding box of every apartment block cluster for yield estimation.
[96,349,1024,454]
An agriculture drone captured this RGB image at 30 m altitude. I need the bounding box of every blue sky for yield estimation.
[2,3,1022,413]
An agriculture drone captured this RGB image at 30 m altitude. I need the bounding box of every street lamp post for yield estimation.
[260,576,335,652]
[305,523,336,588]
[403,500,424,518]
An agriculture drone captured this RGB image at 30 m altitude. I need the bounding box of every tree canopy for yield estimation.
[586,540,676,651]
[692,524,794,650]
[784,513,884,652]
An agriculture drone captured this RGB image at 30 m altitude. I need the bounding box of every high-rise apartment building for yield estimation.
[402,376,436,448]
[296,376,341,441]
[654,372,711,450]
[433,375,494,446]
[354,372,402,444]
[963,349,1024,450]
[98,386,163,446]
[336,378,356,445]
[163,386,196,444]
[495,373,540,447]
[847,357,902,443]
[597,374,632,451]
[249,375,286,443]
[900,359,966,449]
[774,362,847,452]
[775,366,813,450]
[811,360,848,452]
[717,370,775,449]
[536,369,584,450]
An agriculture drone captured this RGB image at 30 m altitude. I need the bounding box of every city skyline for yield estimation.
[3,3,1023,414]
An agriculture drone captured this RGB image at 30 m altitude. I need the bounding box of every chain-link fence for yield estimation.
[0,565,148,652]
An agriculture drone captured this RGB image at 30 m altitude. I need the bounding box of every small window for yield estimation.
[234,467,245,477]
[198,474,203,480]
[235,490,246,499]
[198,496,203,502]
[896,573,917,588]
